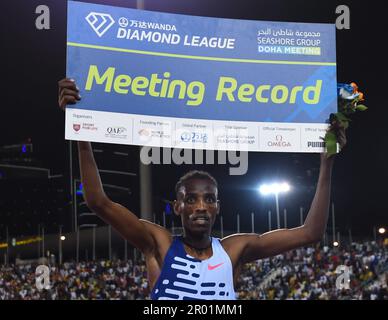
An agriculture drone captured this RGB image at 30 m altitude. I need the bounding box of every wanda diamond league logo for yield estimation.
[73,124,81,132]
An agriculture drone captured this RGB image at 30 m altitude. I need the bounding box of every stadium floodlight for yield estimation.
[259,182,290,195]
[333,241,339,247]
[60,236,66,241]
[378,227,386,234]
[259,182,290,229]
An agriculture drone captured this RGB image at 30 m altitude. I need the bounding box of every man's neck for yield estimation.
[182,231,212,250]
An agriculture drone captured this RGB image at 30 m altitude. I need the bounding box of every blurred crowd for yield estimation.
[0,241,387,300]
[0,260,149,300]
[238,241,387,300]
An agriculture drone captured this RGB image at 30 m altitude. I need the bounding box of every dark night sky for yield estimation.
[1,0,387,236]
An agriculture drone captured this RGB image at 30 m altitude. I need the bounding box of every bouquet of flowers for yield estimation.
[324,82,367,156]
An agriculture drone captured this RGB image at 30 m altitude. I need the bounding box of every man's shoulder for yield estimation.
[140,219,173,252]
[220,233,261,268]
[221,233,260,252]
[221,232,261,242]
[140,219,172,238]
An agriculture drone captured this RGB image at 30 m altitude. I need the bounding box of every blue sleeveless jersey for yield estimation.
[151,236,236,300]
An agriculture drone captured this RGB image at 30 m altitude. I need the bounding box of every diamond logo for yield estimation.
[85,12,115,37]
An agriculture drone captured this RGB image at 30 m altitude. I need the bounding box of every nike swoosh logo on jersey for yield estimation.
[208,262,224,270]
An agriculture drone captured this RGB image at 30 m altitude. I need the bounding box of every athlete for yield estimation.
[58,78,346,300]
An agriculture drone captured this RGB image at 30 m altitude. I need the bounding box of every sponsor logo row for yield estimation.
[70,113,326,151]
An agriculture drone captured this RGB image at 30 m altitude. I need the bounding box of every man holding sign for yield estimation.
[59,77,345,300]
[59,1,345,300]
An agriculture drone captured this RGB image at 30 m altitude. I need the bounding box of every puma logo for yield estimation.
[207,262,224,270]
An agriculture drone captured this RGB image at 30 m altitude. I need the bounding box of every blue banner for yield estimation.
[66,1,337,153]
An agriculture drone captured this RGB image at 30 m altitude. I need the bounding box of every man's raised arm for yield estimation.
[77,141,155,254]
[58,78,156,254]
[226,151,340,264]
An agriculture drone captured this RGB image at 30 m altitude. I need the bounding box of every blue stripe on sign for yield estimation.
[201,291,216,295]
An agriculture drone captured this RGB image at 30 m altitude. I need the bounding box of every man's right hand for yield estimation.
[58,78,81,110]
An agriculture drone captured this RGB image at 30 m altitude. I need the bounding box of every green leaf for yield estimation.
[338,119,350,129]
[335,112,350,122]
[356,105,368,111]
[325,131,337,157]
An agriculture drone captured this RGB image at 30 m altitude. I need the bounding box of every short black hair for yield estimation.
[175,170,218,196]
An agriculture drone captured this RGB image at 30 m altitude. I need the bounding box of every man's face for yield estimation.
[174,178,220,233]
